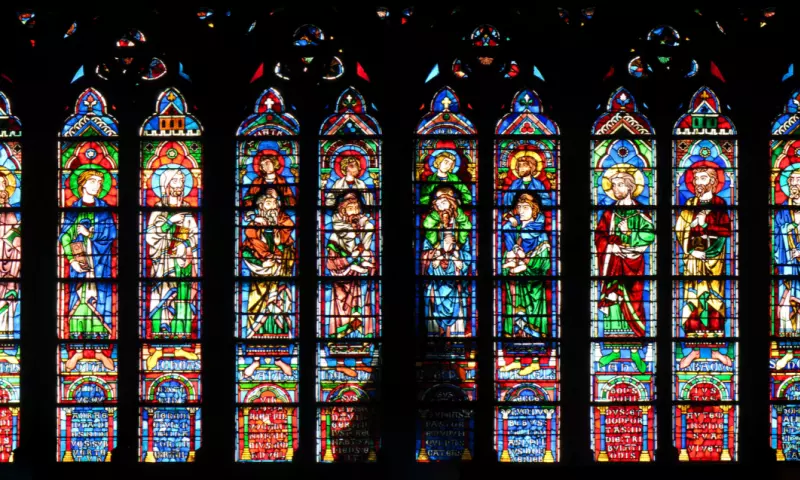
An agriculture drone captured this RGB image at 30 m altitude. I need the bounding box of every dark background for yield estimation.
[0,2,796,478]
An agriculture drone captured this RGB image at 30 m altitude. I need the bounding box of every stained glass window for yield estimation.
[57,88,118,462]
[770,89,800,462]
[235,88,300,462]
[0,90,20,464]
[139,87,203,462]
[672,87,738,462]
[414,87,477,462]
[317,87,381,462]
[590,87,657,462]
[494,89,560,463]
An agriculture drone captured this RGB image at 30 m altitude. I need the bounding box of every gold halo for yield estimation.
[509,149,543,179]
[601,163,645,199]
[0,166,17,200]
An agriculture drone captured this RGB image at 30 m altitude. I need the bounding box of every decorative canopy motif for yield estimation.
[673,87,735,135]
[61,88,118,137]
[0,91,21,138]
[771,89,800,136]
[319,87,381,136]
[592,87,654,136]
[416,87,476,135]
[237,88,299,136]
[496,89,559,135]
[140,87,202,136]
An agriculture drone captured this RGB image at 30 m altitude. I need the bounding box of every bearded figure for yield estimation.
[145,168,200,337]
[773,169,800,368]
[0,175,20,338]
[675,166,732,368]
[242,189,296,338]
[593,171,655,373]
[421,187,472,337]
[325,192,376,339]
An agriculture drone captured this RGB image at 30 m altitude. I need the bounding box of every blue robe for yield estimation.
[775,207,800,341]
[422,232,472,336]
[503,178,553,207]
[59,198,117,337]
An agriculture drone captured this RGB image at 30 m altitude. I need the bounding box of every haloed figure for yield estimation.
[773,169,800,368]
[146,169,199,336]
[675,167,732,368]
[594,171,654,373]
[0,174,20,337]
[243,153,296,208]
[326,156,374,207]
[59,169,117,339]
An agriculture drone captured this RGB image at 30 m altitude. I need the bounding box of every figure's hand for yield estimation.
[792,249,800,259]
[169,213,186,224]
[70,260,88,273]
[77,225,92,237]
[443,235,455,252]
[696,211,707,226]
[453,259,463,271]
[508,217,519,227]
[690,250,706,260]
[618,219,629,233]
[607,244,621,255]
[253,217,267,226]
[351,264,368,274]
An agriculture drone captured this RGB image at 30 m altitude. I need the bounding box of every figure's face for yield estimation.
[517,202,534,221]
[169,173,185,189]
[517,159,533,177]
[789,172,800,198]
[434,197,450,212]
[438,157,454,174]
[262,197,279,211]
[260,158,276,174]
[345,161,360,177]
[344,200,361,217]
[611,177,631,200]
[84,175,103,197]
[694,171,712,188]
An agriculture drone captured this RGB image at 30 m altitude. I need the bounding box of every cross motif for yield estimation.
[346,94,353,103]
[167,91,177,102]
[265,97,275,111]
[700,90,710,99]
[441,96,452,111]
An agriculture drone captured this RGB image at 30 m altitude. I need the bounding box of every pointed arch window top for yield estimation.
[592,87,654,136]
[416,87,475,135]
[496,89,559,135]
[237,88,299,137]
[61,88,118,137]
[673,87,735,135]
[471,24,501,47]
[771,89,800,136]
[141,87,202,136]
[0,91,21,138]
[319,87,381,136]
